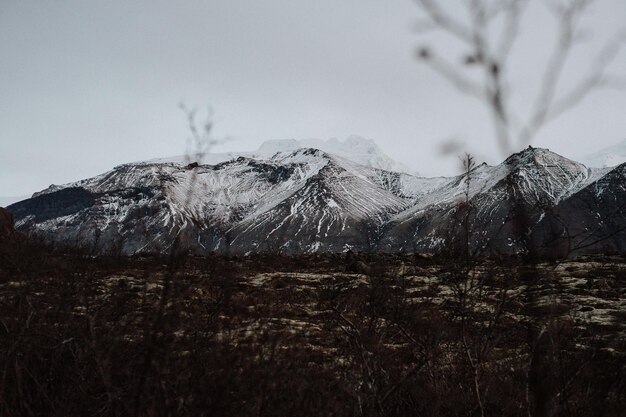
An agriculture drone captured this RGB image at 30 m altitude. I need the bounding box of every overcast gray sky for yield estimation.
[1,0,625,197]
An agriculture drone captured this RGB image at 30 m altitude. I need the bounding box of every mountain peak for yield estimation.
[8,144,625,256]
[255,136,414,174]
[504,146,570,166]
[146,136,414,175]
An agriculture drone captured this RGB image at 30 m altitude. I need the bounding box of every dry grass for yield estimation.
[1,241,625,416]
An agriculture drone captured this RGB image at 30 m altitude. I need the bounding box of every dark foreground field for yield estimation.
[1,246,625,416]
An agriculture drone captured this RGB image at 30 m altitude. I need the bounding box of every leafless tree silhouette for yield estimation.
[413,0,626,156]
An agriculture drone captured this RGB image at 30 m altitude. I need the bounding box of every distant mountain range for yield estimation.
[7,141,626,257]
[579,138,626,168]
[146,135,415,175]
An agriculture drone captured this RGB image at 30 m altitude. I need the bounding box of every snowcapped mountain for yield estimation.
[7,146,626,256]
[254,136,415,174]
[147,135,415,175]
[579,138,626,168]
[379,147,604,254]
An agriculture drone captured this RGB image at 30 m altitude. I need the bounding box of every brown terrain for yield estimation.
[0,246,625,416]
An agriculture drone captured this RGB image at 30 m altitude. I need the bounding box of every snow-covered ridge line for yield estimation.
[7,145,626,256]
[144,135,415,175]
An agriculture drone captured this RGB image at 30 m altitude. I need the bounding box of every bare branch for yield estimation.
[413,0,623,156]
[179,103,230,163]
[413,0,475,43]
[546,31,626,122]
[468,1,518,156]
[495,0,529,60]
[517,0,590,147]
[417,48,485,98]
[411,18,437,34]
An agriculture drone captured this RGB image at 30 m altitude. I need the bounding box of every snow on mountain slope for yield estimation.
[11,147,416,254]
[227,150,412,253]
[8,145,626,255]
[379,147,599,253]
[579,138,626,168]
[257,136,414,174]
[400,147,590,217]
[147,135,415,174]
[499,147,590,203]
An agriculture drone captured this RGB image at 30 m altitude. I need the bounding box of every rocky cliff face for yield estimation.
[7,146,625,256]
[530,163,626,257]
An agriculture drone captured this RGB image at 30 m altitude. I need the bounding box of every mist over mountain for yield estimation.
[580,138,626,168]
[147,135,415,175]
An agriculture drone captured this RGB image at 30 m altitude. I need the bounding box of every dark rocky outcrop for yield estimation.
[531,163,626,257]
[8,187,95,223]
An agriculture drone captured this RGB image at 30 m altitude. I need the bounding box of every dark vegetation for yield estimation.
[1,222,625,417]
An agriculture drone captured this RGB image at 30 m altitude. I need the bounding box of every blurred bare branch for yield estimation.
[416,48,484,98]
[413,0,474,43]
[179,103,231,164]
[545,31,626,124]
[495,0,529,60]
[412,0,625,156]
[517,0,591,146]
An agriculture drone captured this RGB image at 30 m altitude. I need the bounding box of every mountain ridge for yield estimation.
[8,146,626,256]
[579,138,626,168]
[145,135,415,175]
